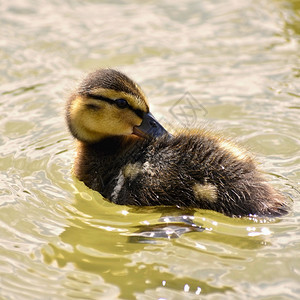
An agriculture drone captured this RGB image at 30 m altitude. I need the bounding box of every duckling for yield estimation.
[66,68,288,217]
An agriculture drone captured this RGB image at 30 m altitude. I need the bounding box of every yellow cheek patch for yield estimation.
[193,182,218,202]
[69,96,84,117]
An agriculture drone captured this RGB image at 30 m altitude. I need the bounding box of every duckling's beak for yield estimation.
[133,112,171,139]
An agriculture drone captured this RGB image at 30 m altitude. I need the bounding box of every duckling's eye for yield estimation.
[115,99,129,109]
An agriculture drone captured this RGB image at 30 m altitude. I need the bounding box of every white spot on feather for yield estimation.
[143,161,155,176]
[111,170,125,201]
[123,162,142,179]
[193,182,218,202]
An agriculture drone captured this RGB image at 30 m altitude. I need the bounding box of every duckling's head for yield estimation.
[66,69,168,143]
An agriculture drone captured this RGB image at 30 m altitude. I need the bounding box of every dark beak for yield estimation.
[133,112,171,139]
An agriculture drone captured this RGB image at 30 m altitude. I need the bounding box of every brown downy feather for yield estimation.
[67,68,289,217]
[73,130,288,217]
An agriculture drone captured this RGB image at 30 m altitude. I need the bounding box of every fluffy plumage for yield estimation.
[67,69,289,217]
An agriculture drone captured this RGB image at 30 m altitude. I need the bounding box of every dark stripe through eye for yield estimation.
[86,93,114,104]
[86,93,144,119]
[85,104,100,110]
[132,109,144,119]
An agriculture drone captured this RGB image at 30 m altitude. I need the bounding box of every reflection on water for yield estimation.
[41,183,282,298]
[129,216,204,242]
[274,0,300,38]
[1,0,300,298]
[43,196,223,298]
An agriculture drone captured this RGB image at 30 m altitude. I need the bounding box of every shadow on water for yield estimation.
[41,180,274,298]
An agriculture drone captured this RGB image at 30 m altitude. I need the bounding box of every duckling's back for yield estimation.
[74,130,288,217]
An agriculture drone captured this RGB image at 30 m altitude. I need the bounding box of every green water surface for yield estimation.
[0,0,299,299]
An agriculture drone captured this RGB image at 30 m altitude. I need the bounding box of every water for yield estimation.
[1,0,299,299]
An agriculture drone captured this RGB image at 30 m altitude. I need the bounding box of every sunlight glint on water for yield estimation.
[0,0,299,299]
